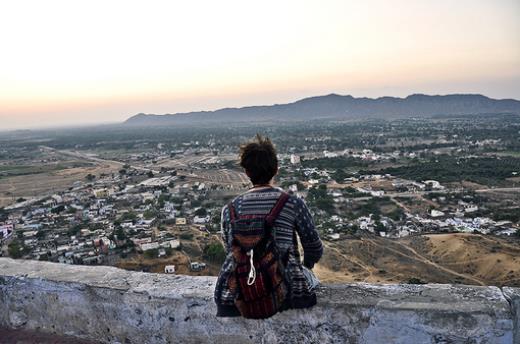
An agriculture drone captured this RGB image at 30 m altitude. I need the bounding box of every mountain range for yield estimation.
[124,93,520,126]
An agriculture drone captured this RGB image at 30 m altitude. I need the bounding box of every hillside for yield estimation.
[115,232,520,288]
[316,233,520,287]
[125,93,520,126]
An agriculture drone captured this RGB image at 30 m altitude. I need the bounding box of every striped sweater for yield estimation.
[214,186,324,316]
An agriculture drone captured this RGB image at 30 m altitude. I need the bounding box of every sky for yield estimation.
[0,0,519,129]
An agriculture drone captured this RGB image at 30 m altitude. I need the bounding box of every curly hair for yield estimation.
[239,134,278,185]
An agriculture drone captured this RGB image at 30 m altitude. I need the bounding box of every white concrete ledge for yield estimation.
[0,258,518,344]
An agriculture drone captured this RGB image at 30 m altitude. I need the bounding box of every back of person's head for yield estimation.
[239,134,278,185]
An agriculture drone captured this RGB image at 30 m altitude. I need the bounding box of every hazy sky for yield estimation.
[0,0,519,129]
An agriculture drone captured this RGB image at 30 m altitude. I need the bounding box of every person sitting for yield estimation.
[214,134,323,319]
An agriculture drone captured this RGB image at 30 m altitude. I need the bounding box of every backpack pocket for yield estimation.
[233,241,287,319]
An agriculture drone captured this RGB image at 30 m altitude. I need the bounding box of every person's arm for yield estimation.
[220,204,231,250]
[293,197,323,269]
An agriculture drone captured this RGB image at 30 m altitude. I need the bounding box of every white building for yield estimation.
[140,242,160,252]
[161,239,180,249]
[290,154,301,164]
[193,215,210,224]
[164,265,176,274]
[423,180,445,190]
[0,224,14,239]
[430,209,445,218]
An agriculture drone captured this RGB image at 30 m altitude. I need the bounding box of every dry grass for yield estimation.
[315,233,520,287]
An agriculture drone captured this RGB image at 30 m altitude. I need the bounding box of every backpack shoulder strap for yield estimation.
[227,200,237,222]
[265,192,289,227]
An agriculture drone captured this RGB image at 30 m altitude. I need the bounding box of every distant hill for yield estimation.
[124,93,520,126]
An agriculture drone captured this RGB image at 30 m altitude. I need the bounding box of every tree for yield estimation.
[203,242,226,264]
[68,225,81,236]
[51,205,65,214]
[143,209,157,220]
[8,241,24,258]
[375,222,386,232]
[144,248,159,259]
[194,208,207,216]
[85,174,96,181]
[147,171,154,178]
[115,228,127,240]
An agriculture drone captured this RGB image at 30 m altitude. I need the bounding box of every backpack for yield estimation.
[227,192,290,319]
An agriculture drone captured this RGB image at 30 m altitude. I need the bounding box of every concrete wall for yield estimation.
[0,258,518,344]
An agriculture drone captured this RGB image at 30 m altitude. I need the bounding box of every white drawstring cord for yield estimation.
[247,249,256,285]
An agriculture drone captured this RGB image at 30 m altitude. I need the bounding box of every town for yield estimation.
[1,114,519,284]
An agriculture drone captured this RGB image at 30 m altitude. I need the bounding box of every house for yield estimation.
[190,262,206,271]
[464,205,478,213]
[0,224,14,239]
[22,230,38,238]
[193,215,210,224]
[288,184,298,193]
[423,180,445,190]
[370,190,385,197]
[323,151,338,158]
[164,265,176,274]
[430,210,445,218]
[51,194,63,205]
[161,239,180,249]
[328,233,340,241]
[140,242,160,252]
[290,154,301,164]
[93,189,108,198]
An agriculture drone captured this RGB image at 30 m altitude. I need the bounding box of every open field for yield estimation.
[315,233,520,287]
[0,162,119,208]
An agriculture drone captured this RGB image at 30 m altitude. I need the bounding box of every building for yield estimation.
[193,215,210,224]
[423,180,445,190]
[164,265,176,274]
[140,242,160,252]
[190,262,206,271]
[0,224,14,239]
[290,154,301,164]
[430,210,445,218]
[162,239,180,249]
[93,189,108,198]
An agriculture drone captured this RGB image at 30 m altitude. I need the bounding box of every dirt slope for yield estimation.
[315,233,520,287]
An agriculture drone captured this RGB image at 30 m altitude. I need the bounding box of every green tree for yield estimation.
[67,225,81,236]
[203,242,226,264]
[144,248,158,259]
[143,209,157,220]
[8,241,24,258]
[194,208,207,216]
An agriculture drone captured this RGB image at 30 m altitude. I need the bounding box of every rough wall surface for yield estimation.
[0,258,518,344]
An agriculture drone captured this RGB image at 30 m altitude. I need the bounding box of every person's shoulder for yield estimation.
[222,193,244,211]
[277,188,304,206]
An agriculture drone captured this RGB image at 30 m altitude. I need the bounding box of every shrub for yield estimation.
[203,242,226,264]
